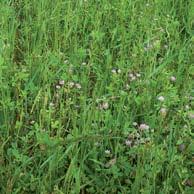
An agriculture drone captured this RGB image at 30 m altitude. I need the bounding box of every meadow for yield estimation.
[0,0,194,193]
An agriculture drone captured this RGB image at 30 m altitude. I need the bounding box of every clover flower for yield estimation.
[59,80,65,85]
[158,96,165,102]
[56,85,61,89]
[170,76,176,82]
[160,107,167,117]
[125,140,132,147]
[68,82,75,88]
[75,83,81,89]
[139,123,150,130]
[99,102,109,110]
[105,150,111,155]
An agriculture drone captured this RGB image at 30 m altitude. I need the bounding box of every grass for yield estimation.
[0,0,194,193]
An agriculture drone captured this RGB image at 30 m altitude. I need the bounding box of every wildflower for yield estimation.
[136,73,141,78]
[105,150,111,155]
[139,123,150,130]
[59,80,65,85]
[64,60,68,64]
[158,96,165,102]
[75,83,81,89]
[128,73,134,78]
[49,102,55,107]
[111,69,117,74]
[82,62,87,66]
[125,140,132,147]
[170,76,176,82]
[56,85,61,89]
[30,120,35,125]
[131,76,136,81]
[68,81,75,88]
[99,102,109,110]
[185,105,189,110]
[160,107,167,117]
[128,72,136,81]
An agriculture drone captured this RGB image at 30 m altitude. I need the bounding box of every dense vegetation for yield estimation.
[0,0,194,193]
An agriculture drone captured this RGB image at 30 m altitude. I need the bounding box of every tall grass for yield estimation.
[0,0,194,193]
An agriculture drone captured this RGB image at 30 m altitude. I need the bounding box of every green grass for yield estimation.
[0,0,194,193]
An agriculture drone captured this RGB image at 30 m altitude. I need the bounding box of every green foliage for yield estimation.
[0,0,193,193]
